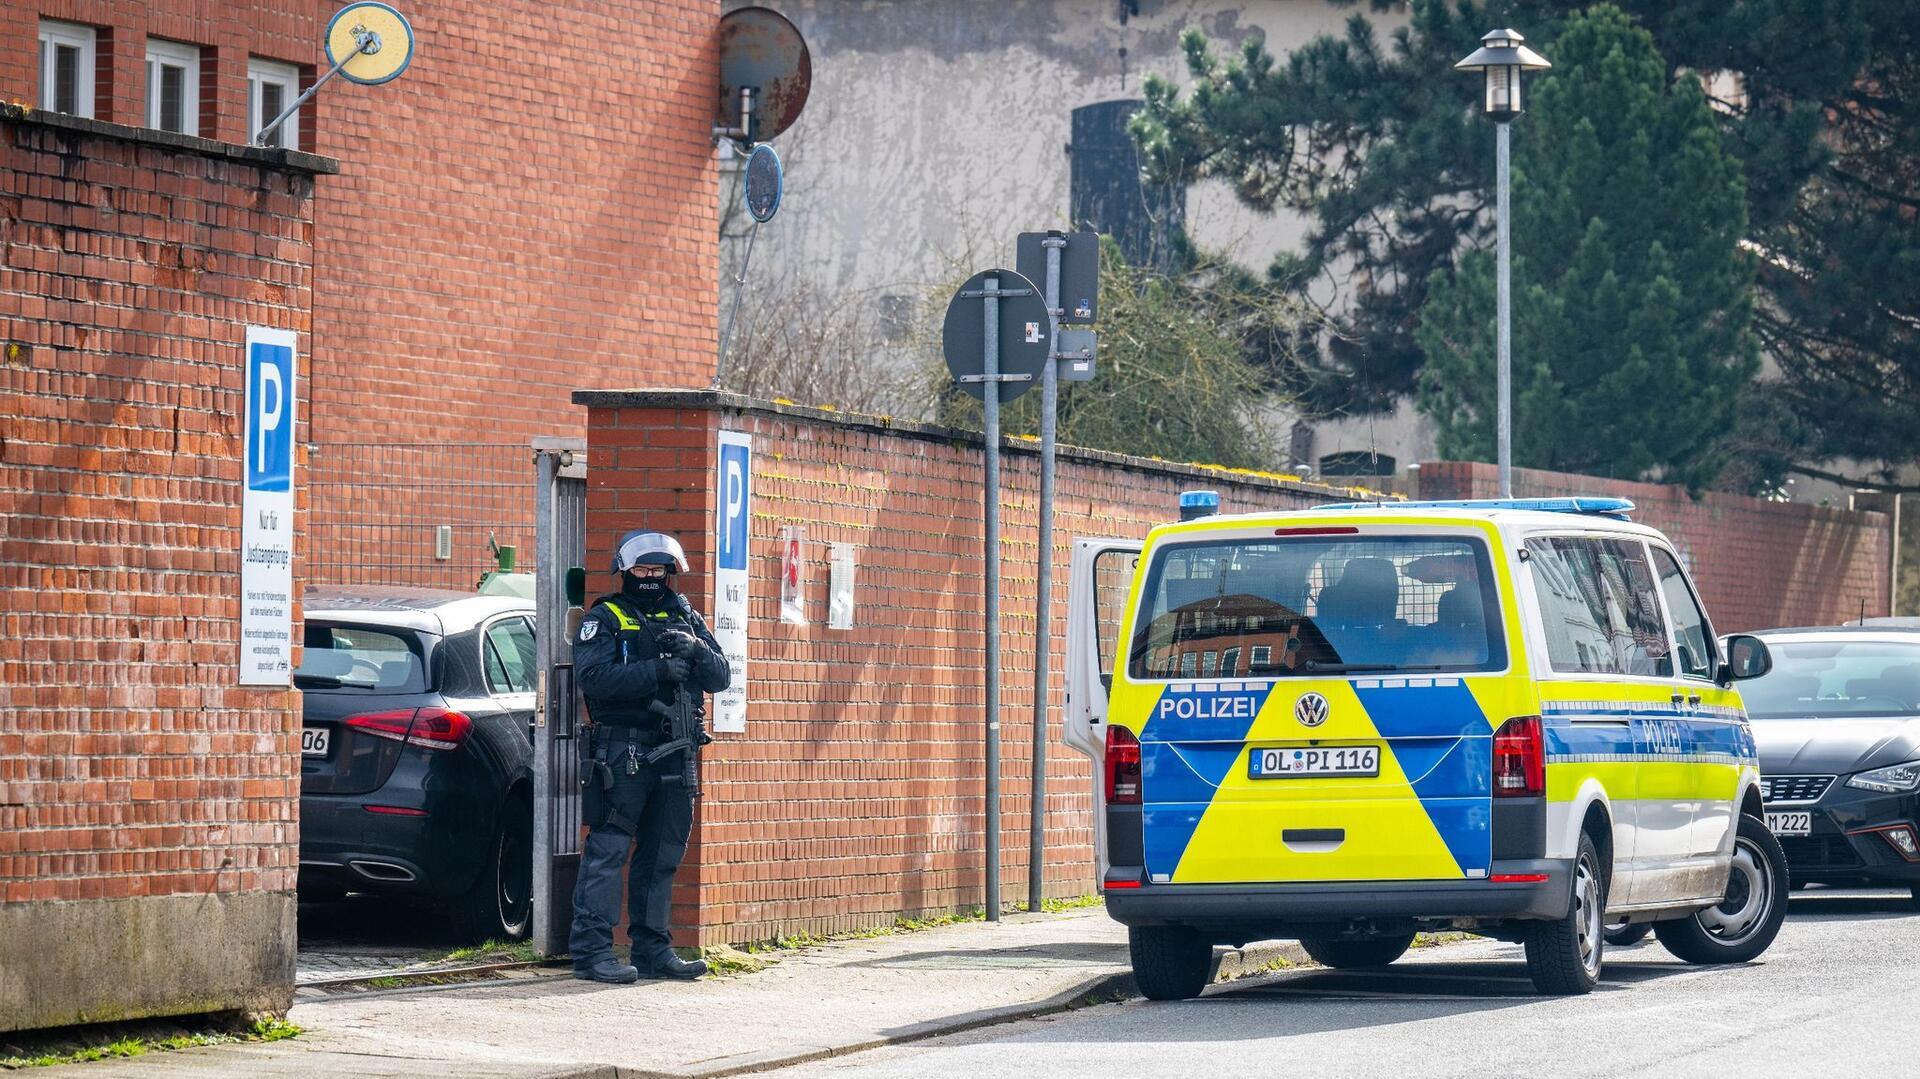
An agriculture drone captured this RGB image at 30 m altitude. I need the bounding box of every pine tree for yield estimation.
[1414,7,1757,489]
[1130,0,1874,432]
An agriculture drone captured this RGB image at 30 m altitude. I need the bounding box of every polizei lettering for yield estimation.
[1157,692,1262,722]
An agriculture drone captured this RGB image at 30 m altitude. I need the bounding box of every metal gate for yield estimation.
[531,439,587,957]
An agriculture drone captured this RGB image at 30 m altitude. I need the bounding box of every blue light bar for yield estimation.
[1313,497,1636,520]
[1179,489,1221,521]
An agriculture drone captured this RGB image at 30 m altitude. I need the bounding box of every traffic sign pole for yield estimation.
[981,274,1004,922]
[940,267,1048,923]
[1029,234,1064,913]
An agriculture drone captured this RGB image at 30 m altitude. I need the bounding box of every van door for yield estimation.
[1523,534,1672,906]
[1117,529,1511,885]
[1650,544,1743,896]
[1066,537,1143,877]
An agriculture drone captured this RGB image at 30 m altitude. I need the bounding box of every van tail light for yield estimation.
[1105,726,1142,805]
[345,707,473,751]
[1492,715,1545,798]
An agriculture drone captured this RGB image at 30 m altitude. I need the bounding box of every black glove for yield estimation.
[655,656,691,684]
[657,628,699,658]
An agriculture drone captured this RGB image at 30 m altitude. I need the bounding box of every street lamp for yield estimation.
[1455,29,1549,499]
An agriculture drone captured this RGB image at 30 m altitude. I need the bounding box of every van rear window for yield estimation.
[1127,535,1505,680]
[296,623,428,692]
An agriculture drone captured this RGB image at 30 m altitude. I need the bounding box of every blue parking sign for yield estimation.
[717,438,751,571]
[246,340,294,493]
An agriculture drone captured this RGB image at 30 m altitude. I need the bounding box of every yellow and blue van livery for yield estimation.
[1066,498,1788,999]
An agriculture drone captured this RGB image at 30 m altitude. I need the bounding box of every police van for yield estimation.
[1062,496,1789,999]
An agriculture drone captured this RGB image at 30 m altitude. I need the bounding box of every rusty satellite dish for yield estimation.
[715,6,812,145]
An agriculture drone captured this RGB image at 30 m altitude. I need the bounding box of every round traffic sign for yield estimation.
[745,144,783,223]
[942,269,1051,403]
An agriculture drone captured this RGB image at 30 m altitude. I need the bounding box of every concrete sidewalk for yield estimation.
[43,908,1305,1078]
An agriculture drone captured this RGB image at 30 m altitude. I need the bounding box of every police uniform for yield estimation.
[568,539,729,983]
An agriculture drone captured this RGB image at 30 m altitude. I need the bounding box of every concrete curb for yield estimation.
[608,939,1314,1079]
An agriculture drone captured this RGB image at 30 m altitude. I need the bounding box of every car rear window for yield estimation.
[1742,640,1920,718]
[1127,534,1505,679]
[296,623,429,692]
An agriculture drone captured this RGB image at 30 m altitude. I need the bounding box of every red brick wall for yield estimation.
[581,392,1352,944]
[302,0,721,581]
[1416,461,1893,632]
[0,107,326,1028]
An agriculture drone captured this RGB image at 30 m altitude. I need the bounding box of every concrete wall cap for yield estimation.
[572,387,1371,500]
[2,103,341,175]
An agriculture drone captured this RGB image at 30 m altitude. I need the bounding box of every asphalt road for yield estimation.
[774,888,1920,1079]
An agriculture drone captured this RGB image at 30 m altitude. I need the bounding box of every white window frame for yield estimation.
[37,20,97,119]
[248,58,301,150]
[145,38,202,137]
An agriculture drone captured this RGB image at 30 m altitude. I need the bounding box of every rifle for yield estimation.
[644,628,713,796]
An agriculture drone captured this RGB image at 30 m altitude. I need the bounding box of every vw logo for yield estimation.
[1294,692,1331,728]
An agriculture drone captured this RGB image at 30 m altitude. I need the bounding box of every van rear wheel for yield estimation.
[1128,926,1213,1001]
[1298,932,1416,969]
[1524,832,1606,995]
[1654,813,1788,964]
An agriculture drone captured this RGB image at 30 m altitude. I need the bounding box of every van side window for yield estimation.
[1527,537,1673,677]
[1651,547,1717,680]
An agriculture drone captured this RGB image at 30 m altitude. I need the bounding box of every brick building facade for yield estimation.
[302,0,720,586]
[0,104,334,1030]
[2,0,720,1031]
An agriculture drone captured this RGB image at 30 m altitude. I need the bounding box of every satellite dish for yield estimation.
[744,145,783,223]
[325,2,416,85]
[715,6,812,145]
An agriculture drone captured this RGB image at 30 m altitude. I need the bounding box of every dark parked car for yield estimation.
[1745,626,1920,905]
[296,587,539,940]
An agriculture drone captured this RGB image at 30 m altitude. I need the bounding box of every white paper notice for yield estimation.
[240,327,298,685]
[711,431,752,732]
[828,543,856,630]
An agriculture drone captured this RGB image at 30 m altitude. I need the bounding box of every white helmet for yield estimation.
[611,530,689,574]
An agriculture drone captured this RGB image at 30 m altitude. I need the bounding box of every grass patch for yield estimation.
[1409,932,1474,949]
[424,938,538,966]
[709,895,1106,974]
[1,1017,302,1070]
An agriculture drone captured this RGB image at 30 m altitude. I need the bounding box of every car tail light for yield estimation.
[1105,726,1142,805]
[345,707,472,751]
[1492,716,1544,798]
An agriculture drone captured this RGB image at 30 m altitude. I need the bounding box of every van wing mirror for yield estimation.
[1721,634,1772,685]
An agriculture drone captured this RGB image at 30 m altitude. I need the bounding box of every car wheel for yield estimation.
[1129,925,1213,1001]
[1603,920,1651,947]
[454,797,533,943]
[1298,932,1417,969]
[1654,813,1789,964]
[1524,831,1605,995]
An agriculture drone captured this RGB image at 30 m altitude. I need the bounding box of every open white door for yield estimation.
[1066,537,1142,876]
[1064,537,1142,758]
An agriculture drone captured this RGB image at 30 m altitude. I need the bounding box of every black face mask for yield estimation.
[622,572,673,609]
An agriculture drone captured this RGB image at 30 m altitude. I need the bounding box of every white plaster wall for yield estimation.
[721,0,1424,462]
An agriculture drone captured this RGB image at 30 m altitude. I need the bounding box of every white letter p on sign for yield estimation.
[256,361,284,474]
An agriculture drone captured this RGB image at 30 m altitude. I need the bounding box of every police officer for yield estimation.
[569,530,730,983]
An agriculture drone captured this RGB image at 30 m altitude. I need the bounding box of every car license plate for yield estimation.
[1250,746,1380,779]
[1766,811,1811,837]
[301,727,331,758]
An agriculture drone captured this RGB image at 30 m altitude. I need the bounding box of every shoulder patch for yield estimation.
[578,620,599,641]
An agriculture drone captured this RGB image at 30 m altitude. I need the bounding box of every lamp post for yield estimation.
[1455,29,1550,499]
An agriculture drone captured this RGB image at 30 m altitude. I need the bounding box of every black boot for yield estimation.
[638,949,708,980]
[573,956,640,984]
